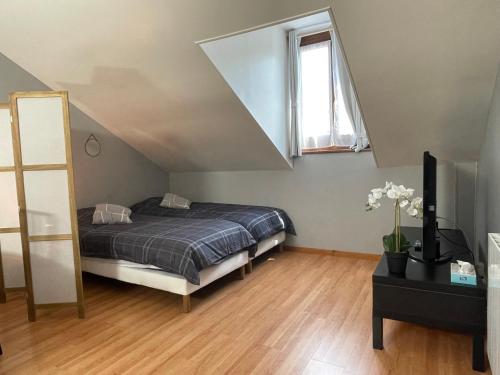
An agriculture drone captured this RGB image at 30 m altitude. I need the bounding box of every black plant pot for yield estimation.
[385,251,409,275]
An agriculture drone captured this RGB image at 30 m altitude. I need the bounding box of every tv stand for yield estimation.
[408,244,452,264]
[372,227,486,372]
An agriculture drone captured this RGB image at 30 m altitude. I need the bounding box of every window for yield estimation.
[298,31,359,154]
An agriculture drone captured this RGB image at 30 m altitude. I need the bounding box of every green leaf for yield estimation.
[383,231,411,253]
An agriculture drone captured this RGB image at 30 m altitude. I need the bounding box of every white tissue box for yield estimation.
[450,263,477,286]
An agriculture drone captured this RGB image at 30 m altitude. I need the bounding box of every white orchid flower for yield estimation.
[370,188,384,200]
[386,188,395,199]
[387,184,414,200]
[397,185,412,198]
[407,197,423,218]
[368,194,377,205]
[383,181,393,193]
[407,207,418,217]
[399,199,409,208]
[386,185,401,199]
[366,181,422,219]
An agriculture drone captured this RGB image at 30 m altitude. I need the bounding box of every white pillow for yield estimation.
[92,203,133,224]
[160,193,191,209]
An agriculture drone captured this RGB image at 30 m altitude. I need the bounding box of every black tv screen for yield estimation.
[422,151,437,260]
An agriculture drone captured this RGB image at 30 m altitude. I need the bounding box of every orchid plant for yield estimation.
[366,182,423,253]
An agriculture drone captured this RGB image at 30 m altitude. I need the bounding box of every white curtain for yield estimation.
[300,40,335,149]
[330,30,369,152]
[288,30,303,157]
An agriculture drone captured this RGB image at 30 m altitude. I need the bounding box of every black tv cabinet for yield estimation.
[372,226,486,372]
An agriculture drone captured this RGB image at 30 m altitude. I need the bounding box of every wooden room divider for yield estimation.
[0,103,25,302]
[10,91,84,321]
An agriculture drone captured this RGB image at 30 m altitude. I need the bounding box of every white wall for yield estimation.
[454,161,477,249]
[70,109,169,208]
[0,53,169,208]
[170,152,456,254]
[476,64,500,265]
[201,25,290,164]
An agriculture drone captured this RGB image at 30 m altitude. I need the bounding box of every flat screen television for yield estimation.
[416,151,451,263]
[422,151,438,261]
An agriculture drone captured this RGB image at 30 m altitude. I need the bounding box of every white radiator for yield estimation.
[488,233,500,375]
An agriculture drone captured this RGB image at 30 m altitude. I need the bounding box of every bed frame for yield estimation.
[82,251,248,313]
[81,231,286,312]
[245,231,286,273]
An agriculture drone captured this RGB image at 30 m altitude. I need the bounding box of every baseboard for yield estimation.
[284,246,381,261]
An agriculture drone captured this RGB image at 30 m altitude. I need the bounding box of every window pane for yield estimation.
[300,41,332,149]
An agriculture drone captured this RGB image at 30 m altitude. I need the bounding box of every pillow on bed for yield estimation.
[92,203,133,224]
[160,193,191,209]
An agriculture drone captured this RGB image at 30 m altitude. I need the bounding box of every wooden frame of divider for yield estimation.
[10,91,85,321]
[0,102,10,303]
[0,102,25,303]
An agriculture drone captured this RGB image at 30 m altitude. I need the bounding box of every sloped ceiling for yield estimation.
[0,0,499,169]
[0,0,329,172]
[330,0,500,166]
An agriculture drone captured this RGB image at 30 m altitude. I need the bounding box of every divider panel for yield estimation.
[24,171,71,236]
[10,92,84,320]
[30,240,77,305]
[0,104,24,300]
[0,234,24,288]
[17,96,66,165]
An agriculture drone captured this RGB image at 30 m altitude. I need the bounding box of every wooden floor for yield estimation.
[0,250,489,374]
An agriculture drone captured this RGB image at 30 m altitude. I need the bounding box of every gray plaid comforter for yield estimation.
[77,208,256,285]
[130,197,296,242]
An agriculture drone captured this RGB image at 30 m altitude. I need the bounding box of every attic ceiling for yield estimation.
[332,0,500,166]
[0,0,322,172]
[0,0,499,170]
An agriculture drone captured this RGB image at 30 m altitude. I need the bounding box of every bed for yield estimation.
[77,208,256,312]
[130,197,295,271]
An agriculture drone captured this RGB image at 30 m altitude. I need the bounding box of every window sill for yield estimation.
[302,145,371,155]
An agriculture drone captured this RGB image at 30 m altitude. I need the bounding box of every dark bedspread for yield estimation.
[130,197,296,242]
[77,208,256,285]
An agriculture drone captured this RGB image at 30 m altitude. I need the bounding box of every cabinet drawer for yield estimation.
[373,283,486,333]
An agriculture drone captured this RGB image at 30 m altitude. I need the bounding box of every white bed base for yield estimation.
[82,251,248,312]
[246,231,286,273]
[81,231,286,312]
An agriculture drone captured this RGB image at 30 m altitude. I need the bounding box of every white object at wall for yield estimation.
[0,104,25,298]
[488,233,500,375]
